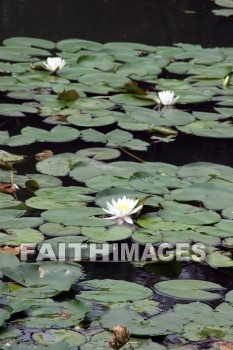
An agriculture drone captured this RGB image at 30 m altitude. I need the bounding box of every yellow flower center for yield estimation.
[116,204,130,213]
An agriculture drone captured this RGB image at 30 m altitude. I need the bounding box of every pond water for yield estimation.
[0,0,233,47]
[0,0,233,349]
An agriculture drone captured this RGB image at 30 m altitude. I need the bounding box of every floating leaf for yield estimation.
[3,37,55,49]
[79,279,153,302]
[57,89,79,101]
[2,262,83,292]
[0,103,37,117]
[33,329,86,347]
[0,228,44,246]
[0,151,25,163]
[0,251,20,268]
[154,280,224,300]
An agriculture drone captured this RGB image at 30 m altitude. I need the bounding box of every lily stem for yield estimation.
[119,147,145,163]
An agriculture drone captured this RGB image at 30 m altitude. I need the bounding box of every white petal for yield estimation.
[43,57,66,72]
[42,62,50,70]
[104,216,118,220]
[102,208,114,215]
[106,202,116,212]
[172,95,180,104]
[112,198,117,206]
[153,96,160,104]
[106,201,112,208]
[124,216,134,224]
[128,199,139,211]
[130,205,143,215]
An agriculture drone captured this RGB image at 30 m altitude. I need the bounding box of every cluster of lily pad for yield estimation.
[0,149,233,269]
[1,37,233,146]
[211,0,233,16]
[0,36,233,349]
[0,262,233,349]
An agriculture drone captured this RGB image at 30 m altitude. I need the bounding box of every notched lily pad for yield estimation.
[154,280,225,300]
[78,279,153,302]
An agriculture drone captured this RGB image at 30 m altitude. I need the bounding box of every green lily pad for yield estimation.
[39,223,81,237]
[0,216,44,230]
[0,193,22,209]
[86,174,129,191]
[36,153,80,176]
[206,251,233,268]
[178,120,233,138]
[214,0,233,9]
[13,300,91,328]
[154,280,224,300]
[3,37,55,49]
[0,150,25,162]
[158,201,221,225]
[4,342,69,350]
[21,126,80,143]
[1,262,83,291]
[79,279,152,302]
[33,329,86,347]
[82,226,132,242]
[77,148,120,160]
[0,251,20,268]
[26,186,93,210]
[110,94,154,106]
[80,331,165,350]
[57,38,103,52]
[67,113,115,127]
[42,207,112,227]
[167,182,233,210]
[0,104,37,117]
[0,228,44,246]
[100,307,187,336]
[0,309,11,327]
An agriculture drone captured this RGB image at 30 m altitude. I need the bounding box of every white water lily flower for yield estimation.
[154,90,179,106]
[42,57,66,72]
[103,196,142,225]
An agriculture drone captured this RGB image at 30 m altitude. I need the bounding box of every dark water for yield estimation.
[0,0,232,47]
[0,0,233,317]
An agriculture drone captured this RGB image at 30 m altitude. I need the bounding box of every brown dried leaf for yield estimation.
[35,150,54,161]
[0,246,20,255]
[212,341,233,350]
[0,183,17,193]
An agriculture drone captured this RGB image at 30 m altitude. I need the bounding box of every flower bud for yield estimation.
[223,75,230,88]
[109,325,130,350]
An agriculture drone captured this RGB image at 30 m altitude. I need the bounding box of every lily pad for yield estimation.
[42,207,112,227]
[79,279,153,302]
[1,262,83,291]
[13,300,91,328]
[33,329,86,347]
[0,228,44,246]
[0,251,20,268]
[0,104,37,117]
[154,280,225,300]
